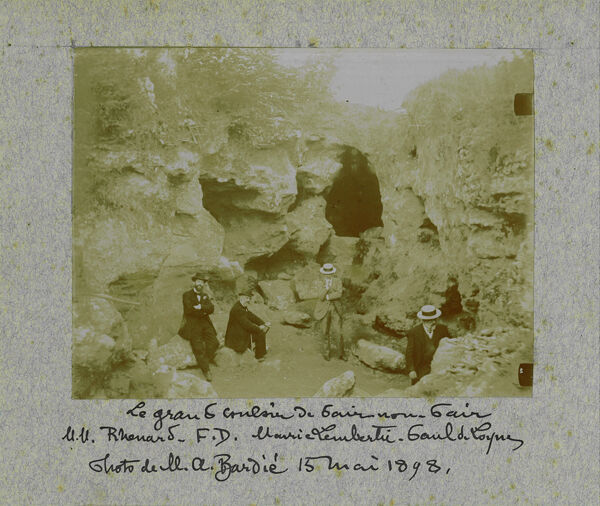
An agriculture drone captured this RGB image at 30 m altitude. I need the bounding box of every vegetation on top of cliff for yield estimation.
[74,48,339,215]
[400,52,534,207]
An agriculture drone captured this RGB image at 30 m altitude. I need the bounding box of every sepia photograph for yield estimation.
[73,48,534,399]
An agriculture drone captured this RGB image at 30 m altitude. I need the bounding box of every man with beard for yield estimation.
[178,273,220,381]
[225,288,270,361]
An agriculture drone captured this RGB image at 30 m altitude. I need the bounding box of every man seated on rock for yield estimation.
[224,288,271,361]
[178,273,220,381]
[406,304,451,385]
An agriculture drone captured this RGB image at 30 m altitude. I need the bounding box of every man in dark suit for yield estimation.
[406,304,451,385]
[178,273,219,381]
[225,288,270,361]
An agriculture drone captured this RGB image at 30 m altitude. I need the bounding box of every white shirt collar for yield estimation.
[423,324,435,338]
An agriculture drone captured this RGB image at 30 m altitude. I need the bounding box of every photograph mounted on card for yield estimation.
[72,48,533,399]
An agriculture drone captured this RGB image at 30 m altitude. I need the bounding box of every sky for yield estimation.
[275,49,518,112]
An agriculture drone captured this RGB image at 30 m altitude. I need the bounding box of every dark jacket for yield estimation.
[405,323,451,379]
[178,289,217,342]
[224,301,265,353]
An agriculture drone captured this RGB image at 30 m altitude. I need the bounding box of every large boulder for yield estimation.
[212,256,244,281]
[258,280,296,310]
[353,339,406,372]
[222,214,290,265]
[74,212,172,292]
[166,370,218,398]
[72,327,116,372]
[292,263,324,300]
[162,210,225,268]
[174,179,205,216]
[373,309,415,338]
[314,370,356,397]
[429,337,463,374]
[285,196,333,257]
[321,235,359,266]
[280,310,312,328]
[147,335,197,371]
[198,146,298,214]
[381,187,427,246]
[214,348,256,369]
[403,327,533,397]
[297,141,343,194]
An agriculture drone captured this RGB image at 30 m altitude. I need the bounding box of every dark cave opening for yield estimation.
[324,147,384,237]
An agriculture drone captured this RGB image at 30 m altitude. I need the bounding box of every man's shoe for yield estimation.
[205,370,213,382]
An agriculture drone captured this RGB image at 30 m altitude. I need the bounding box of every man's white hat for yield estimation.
[417,304,442,320]
[319,263,337,275]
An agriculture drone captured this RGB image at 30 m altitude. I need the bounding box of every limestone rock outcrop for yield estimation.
[72,296,135,398]
[72,327,116,372]
[320,235,359,266]
[258,280,296,310]
[280,310,312,328]
[147,334,197,371]
[404,327,533,397]
[198,146,298,215]
[214,348,257,369]
[313,370,356,397]
[221,214,290,265]
[292,263,324,300]
[154,367,218,398]
[353,339,406,372]
[285,196,333,258]
[296,140,343,194]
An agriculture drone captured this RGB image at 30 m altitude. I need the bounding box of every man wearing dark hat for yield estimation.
[406,304,451,385]
[314,263,346,361]
[178,273,220,381]
[224,287,270,361]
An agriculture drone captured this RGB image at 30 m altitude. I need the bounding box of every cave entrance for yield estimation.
[325,147,384,237]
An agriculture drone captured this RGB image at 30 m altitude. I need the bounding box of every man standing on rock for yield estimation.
[225,288,270,361]
[406,304,451,385]
[314,263,346,361]
[178,273,220,381]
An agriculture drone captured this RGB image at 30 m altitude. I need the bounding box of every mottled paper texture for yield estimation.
[0,1,598,504]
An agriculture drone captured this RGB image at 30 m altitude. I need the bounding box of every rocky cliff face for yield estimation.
[358,55,534,338]
[73,50,534,397]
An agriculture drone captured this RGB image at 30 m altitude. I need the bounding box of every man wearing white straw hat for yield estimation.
[314,263,346,361]
[406,304,451,385]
